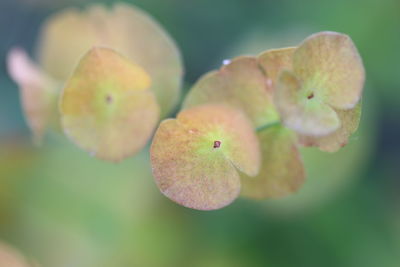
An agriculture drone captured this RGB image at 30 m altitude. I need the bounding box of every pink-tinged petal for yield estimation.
[150,104,260,210]
[0,242,35,267]
[183,56,279,128]
[258,47,296,88]
[7,48,59,144]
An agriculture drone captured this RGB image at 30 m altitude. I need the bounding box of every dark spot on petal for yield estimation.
[105,94,113,104]
[307,92,314,99]
[213,140,221,149]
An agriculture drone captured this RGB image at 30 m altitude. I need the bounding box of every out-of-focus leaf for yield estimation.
[37,3,182,117]
[150,104,260,210]
[60,47,159,162]
[240,125,305,199]
[183,56,279,128]
[0,137,36,227]
[7,137,162,267]
[7,49,59,144]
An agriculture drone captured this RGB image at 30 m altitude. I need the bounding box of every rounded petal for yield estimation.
[240,125,305,199]
[293,31,365,109]
[36,7,100,80]
[150,104,260,210]
[108,3,183,117]
[276,71,341,136]
[7,48,59,144]
[299,102,362,152]
[60,47,159,162]
[37,3,183,117]
[183,56,279,128]
[258,47,296,87]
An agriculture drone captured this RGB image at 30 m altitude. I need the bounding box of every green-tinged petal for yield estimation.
[7,48,59,144]
[150,104,260,210]
[299,102,362,152]
[262,96,375,215]
[37,3,182,117]
[183,56,279,128]
[293,31,365,109]
[60,47,159,162]
[258,47,296,87]
[276,71,340,136]
[241,125,305,199]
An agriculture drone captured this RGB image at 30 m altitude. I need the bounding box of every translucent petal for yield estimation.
[7,48,59,144]
[37,3,182,117]
[60,47,159,161]
[276,71,340,136]
[299,102,362,152]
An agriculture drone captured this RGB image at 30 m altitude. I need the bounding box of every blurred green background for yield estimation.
[0,0,399,266]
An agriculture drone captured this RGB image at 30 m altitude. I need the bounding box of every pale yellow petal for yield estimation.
[60,47,159,161]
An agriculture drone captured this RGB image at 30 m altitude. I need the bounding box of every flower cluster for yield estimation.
[8,3,364,210]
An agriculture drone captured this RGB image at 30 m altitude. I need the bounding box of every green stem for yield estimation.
[256,121,280,132]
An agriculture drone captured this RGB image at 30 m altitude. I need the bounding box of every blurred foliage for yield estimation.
[0,0,399,266]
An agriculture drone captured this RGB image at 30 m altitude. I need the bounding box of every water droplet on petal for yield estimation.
[223,59,231,65]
